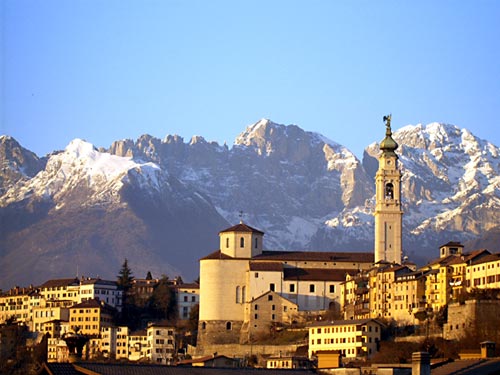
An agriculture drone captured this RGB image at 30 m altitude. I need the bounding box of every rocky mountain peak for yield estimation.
[0,135,45,195]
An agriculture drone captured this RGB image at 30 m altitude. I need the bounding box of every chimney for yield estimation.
[412,352,430,375]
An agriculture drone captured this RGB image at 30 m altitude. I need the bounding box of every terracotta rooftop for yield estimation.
[249,262,283,272]
[219,222,264,235]
[39,278,79,289]
[310,318,383,328]
[426,249,491,267]
[469,252,500,266]
[283,268,357,282]
[200,250,235,260]
[254,250,374,263]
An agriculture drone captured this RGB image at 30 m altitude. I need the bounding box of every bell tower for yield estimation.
[374,115,403,264]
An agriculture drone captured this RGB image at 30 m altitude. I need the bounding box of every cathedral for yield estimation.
[197,117,403,351]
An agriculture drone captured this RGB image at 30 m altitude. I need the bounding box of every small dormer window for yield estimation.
[240,237,245,248]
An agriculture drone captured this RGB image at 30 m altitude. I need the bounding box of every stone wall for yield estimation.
[444,299,500,340]
[194,342,301,359]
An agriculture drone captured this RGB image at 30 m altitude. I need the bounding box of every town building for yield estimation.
[308,319,383,359]
[175,283,199,320]
[0,285,37,325]
[78,278,123,311]
[147,323,176,364]
[69,299,114,337]
[197,222,374,350]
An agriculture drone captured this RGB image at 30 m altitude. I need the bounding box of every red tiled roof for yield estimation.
[39,278,79,288]
[310,318,384,328]
[470,253,500,266]
[200,250,234,260]
[219,222,264,235]
[175,283,200,290]
[283,268,357,282]
[249,262,283,272]
[255,250,374,263]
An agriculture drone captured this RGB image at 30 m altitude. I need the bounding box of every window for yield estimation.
[236,286,241,303]
[268,294,273,301]
[226,322,232,330]
[226,238,229,248]
[202,322,206,330]
[255,272,259,278]
[272,305,276,310]
[269,283,275,292]
[309,284,315,293]
[289,284,295,293]
[329,285,335,293]
[255,304,259,310]
[240,237,245,247]
[385,182,394,199]
[191,296,196,302]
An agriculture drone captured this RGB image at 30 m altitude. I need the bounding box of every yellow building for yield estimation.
[468,253,500,290]
[69,299,114,337]
[308,319,383,359]
[0,286,36,325]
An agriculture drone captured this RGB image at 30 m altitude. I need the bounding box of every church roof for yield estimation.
[219,222,264,235]
[200,250,234,260]
[255,250,374,263]
[283,268,357,282]
[249,262,283,272]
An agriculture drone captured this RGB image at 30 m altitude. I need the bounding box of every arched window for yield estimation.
[240,237,245,248]
[385,183,394,200]
[254,237,258,249]
[226,322,232,330]
[236,286,241,303]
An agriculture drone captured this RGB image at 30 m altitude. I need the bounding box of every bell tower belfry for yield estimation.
[374,115,403,264]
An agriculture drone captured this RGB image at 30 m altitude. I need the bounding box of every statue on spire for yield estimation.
[383,114,392,130]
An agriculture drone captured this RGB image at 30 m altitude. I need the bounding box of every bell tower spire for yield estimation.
[374,115,403,264]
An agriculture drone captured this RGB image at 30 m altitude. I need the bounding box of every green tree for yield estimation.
[148,275,177,321]
[116,259,138,327]
[117,258,134,295]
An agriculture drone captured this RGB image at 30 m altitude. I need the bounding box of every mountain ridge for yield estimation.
[1,119,500,289]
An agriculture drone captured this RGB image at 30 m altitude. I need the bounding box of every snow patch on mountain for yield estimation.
[0,139,162,206]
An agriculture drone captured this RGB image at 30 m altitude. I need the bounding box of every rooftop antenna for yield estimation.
[239,210,244,224]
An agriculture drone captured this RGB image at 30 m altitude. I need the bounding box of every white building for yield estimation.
[175,283,199,320]
[308,319,383,359]
[197,222,374,350]
[78,278,122,311]
[147,323,176,364]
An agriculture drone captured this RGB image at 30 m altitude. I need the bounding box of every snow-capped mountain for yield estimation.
[1,119,499,289]
[0,138,228,288]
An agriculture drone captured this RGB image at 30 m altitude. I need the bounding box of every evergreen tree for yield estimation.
[117,258,134,295]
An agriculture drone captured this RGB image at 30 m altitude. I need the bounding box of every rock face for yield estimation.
[1,119,500,289]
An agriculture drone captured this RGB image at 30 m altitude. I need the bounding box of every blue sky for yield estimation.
[2,1,499,159]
